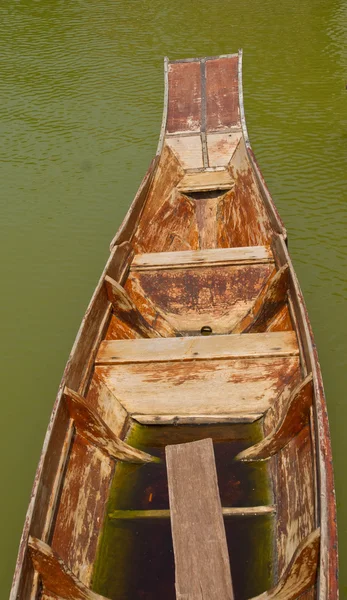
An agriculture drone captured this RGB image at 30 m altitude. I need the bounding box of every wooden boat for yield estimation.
[11,51,338,600]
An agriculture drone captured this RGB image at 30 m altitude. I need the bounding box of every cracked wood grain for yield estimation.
[232,264,290,334]
[166,438,234,600]
[64,387,157,464]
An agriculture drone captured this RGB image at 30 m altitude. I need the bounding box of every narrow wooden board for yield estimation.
[96,331,299,365]
[96,355,300,421]
[206,56,239,131]
[131,245,273,271]
[108,506,276,520]
[166,439,234,600]
[167,62,201,133]
[177,169,234,192]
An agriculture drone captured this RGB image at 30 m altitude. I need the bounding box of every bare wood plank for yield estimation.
[236,375,313,460]
[96,355,300,418]
[96,331,299,365]
[64,387,157,464]
[166,439,234,600]
[132,413,263,424]
[272,234,338,599]
[104,275,161,338]
[108,506,276,520]
[131,245,274,271]
[232,265,290,334]
[28,537,110,600]
[177,169,234,192]
[249,529,320,600]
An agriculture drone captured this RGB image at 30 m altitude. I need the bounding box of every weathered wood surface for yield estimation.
[64,387,156,463]
[273,235,338,599]
[274,425,316,579]
[28,537,110,600]
[237,375,313,460]
[121,271,180,337]
[96,355,300,418]
[105,275,161,338]
[232,265,289,333]
[50,436,113,585]
[206,56,240,131]
[166,439,234,600]
[131,244,273,271]
[249,529,320,600]
[177,169,234,192]
[108,506,276,520]
[167,61,202,133]
[96,331,299,364]
[126,262,275,334]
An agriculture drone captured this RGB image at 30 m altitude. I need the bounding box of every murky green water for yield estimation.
[0,0,346,596]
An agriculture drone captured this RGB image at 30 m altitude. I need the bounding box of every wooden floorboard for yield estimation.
[166,438,234,600]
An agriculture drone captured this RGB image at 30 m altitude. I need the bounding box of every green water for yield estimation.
[92,422,274,599]
[0,0,346,596]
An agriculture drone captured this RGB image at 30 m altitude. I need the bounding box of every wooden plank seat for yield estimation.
[166,438,234,600]
[95,331,300,422]
[131,245,274,271]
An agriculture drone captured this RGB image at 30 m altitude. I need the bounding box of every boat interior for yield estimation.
[12,53,337,600]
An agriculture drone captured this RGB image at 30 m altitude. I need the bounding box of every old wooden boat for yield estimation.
[11,51,338,600]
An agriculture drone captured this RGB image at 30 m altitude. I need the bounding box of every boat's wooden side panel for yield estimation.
[272,235,338,599]
[50,436,114,586]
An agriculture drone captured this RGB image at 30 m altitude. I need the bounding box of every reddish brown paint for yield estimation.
[167,62,202,133]
[206,57,239,131]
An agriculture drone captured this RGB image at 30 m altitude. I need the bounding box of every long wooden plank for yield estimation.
[167,62,201,133]
[108,506,276,520]
[131,245,273,271]
[206,56,239,131]
[166,439,234,600]
[96,331,298,365]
